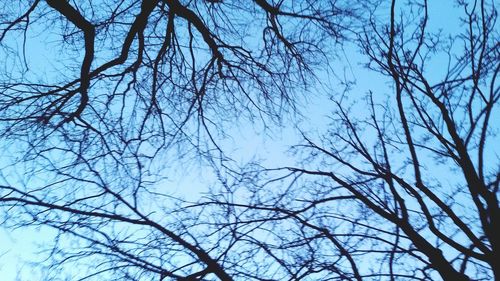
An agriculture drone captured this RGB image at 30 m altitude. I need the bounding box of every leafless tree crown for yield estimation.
[0,0,498,280]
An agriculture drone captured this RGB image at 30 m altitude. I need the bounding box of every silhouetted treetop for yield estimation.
[1,0,351,132]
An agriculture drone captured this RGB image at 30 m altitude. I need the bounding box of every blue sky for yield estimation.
[0,0,497,279]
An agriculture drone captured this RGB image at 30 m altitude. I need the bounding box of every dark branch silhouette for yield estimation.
[0,0,497,280]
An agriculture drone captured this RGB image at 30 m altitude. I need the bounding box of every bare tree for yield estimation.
[0,0,354,280]
[205,0,499,280]
[1,0,497,280]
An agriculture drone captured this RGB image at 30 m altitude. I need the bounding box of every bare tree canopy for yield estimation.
[0,0,498,280]
[205,1,499,280]
[0,0,353,279]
